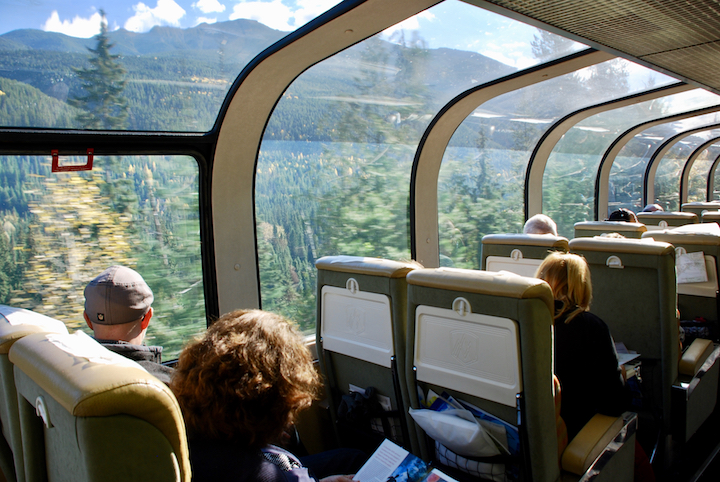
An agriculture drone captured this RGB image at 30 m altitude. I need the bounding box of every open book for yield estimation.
[353,439,458,482]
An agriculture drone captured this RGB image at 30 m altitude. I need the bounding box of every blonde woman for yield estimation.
[535,252,628,440]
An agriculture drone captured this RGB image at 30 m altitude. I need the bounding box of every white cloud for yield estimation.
[125,0,187,32]
[42,11,103,38]
[229,0,294,31]
[382,11,435,39]
[292,0,342,26]
[195,17,218,25]
[193,0,227,14]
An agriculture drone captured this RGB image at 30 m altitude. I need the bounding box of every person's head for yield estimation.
[523,214,558,236]
[83,265,154,344]
[607,208,638,223]
[171,309,321,447]
[535,252,592,323]
[642,203,663,213]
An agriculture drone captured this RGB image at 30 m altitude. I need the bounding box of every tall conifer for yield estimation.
[69,10,128,129]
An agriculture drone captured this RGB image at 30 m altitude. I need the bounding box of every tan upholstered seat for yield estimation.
[637,211,698,230]
[574,221,646,239]
[315,256,420,454]
[570,237,719,446]
[0,306,68,482]
[701,210,720,224]
[682,201,720,219]
[404,268,635,482]
[9,331,190,482]
[642,225,720,321]
[480,233,568,277]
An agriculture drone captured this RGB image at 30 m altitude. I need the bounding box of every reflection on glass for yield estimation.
[0,155,205,360]
[543,89,720,235]
[610,111,720,215]
[256,1,583,328]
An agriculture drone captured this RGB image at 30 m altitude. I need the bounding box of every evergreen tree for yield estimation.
[68,10,128,129]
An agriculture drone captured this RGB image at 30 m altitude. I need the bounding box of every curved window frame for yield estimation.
[644,124,720,207]
[411,48,613,267]
[595,105,720,219]
[680,138,720,204]
[708,153,720,201]
[525,82,691,218]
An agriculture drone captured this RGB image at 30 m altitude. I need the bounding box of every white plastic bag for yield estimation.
[409,407,501,457]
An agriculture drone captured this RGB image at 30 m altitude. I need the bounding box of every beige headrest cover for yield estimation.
[0,305,68,354]
[9,331,189,478]
[642,227,720,246]
[406,268,554,314]
[574,221,647,233]
[682,202,720,209]
[316,255,418,278]
[481,233,569,249]
[569,236,673,256]
[637,212,697,222]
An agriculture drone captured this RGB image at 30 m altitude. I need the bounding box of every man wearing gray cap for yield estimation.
[84,265,173,384]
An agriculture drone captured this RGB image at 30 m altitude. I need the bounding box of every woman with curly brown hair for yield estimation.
[171,309,363,482]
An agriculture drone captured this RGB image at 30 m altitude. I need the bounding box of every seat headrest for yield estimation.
[407,268,554,314]
[0,305,69,354]
[701,211,720,221]
[574,221,647,233]
[642,226,720,246]
[481,233,569,249]
[9,331,187,469]
[569,236,673,256]
[682,202,720,209]
[636,211,697,222]
[315,255,418,278]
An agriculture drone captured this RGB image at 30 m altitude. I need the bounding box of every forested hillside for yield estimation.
[1,17,687,341]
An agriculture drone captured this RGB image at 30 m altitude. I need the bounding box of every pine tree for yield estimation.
[69,10,128,129]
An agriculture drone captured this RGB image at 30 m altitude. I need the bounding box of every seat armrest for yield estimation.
[679,338,715,377]
[561,412,637,476]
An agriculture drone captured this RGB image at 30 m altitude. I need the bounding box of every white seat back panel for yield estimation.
[414,305,521,407]
[678,255,718,298]
[320,285,393,368]
[485,256,542,278]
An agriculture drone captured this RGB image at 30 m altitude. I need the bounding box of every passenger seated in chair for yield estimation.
[607,208,638,223]
[83,265,173,384]
[171,309,365,482]
[535,252,628,440]
[523,213,558,236]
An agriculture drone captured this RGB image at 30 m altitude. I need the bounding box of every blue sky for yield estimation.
[0,0,565,69]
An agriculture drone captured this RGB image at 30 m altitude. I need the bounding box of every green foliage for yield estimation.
[68,12,129,129]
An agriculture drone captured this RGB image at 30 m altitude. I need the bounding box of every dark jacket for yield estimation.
[96,339,174,384]
[553,302,629,439]
[189,439,317,482]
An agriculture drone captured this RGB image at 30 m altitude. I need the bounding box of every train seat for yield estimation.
[404,268,636,482]
[480,234,568,277]
[315,256,420,454]
[569,237,719,449]
[681,201,720,219]
[636,211,698,231]
[9,330,190,482]
[0,306,68,482]
[641,224,720,324]
[701,210,720,225]
[573,221,647,239]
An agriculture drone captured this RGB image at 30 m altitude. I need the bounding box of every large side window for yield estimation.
[0,154,205,359]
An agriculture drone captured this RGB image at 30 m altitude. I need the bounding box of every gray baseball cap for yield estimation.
[84,266,154,325]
